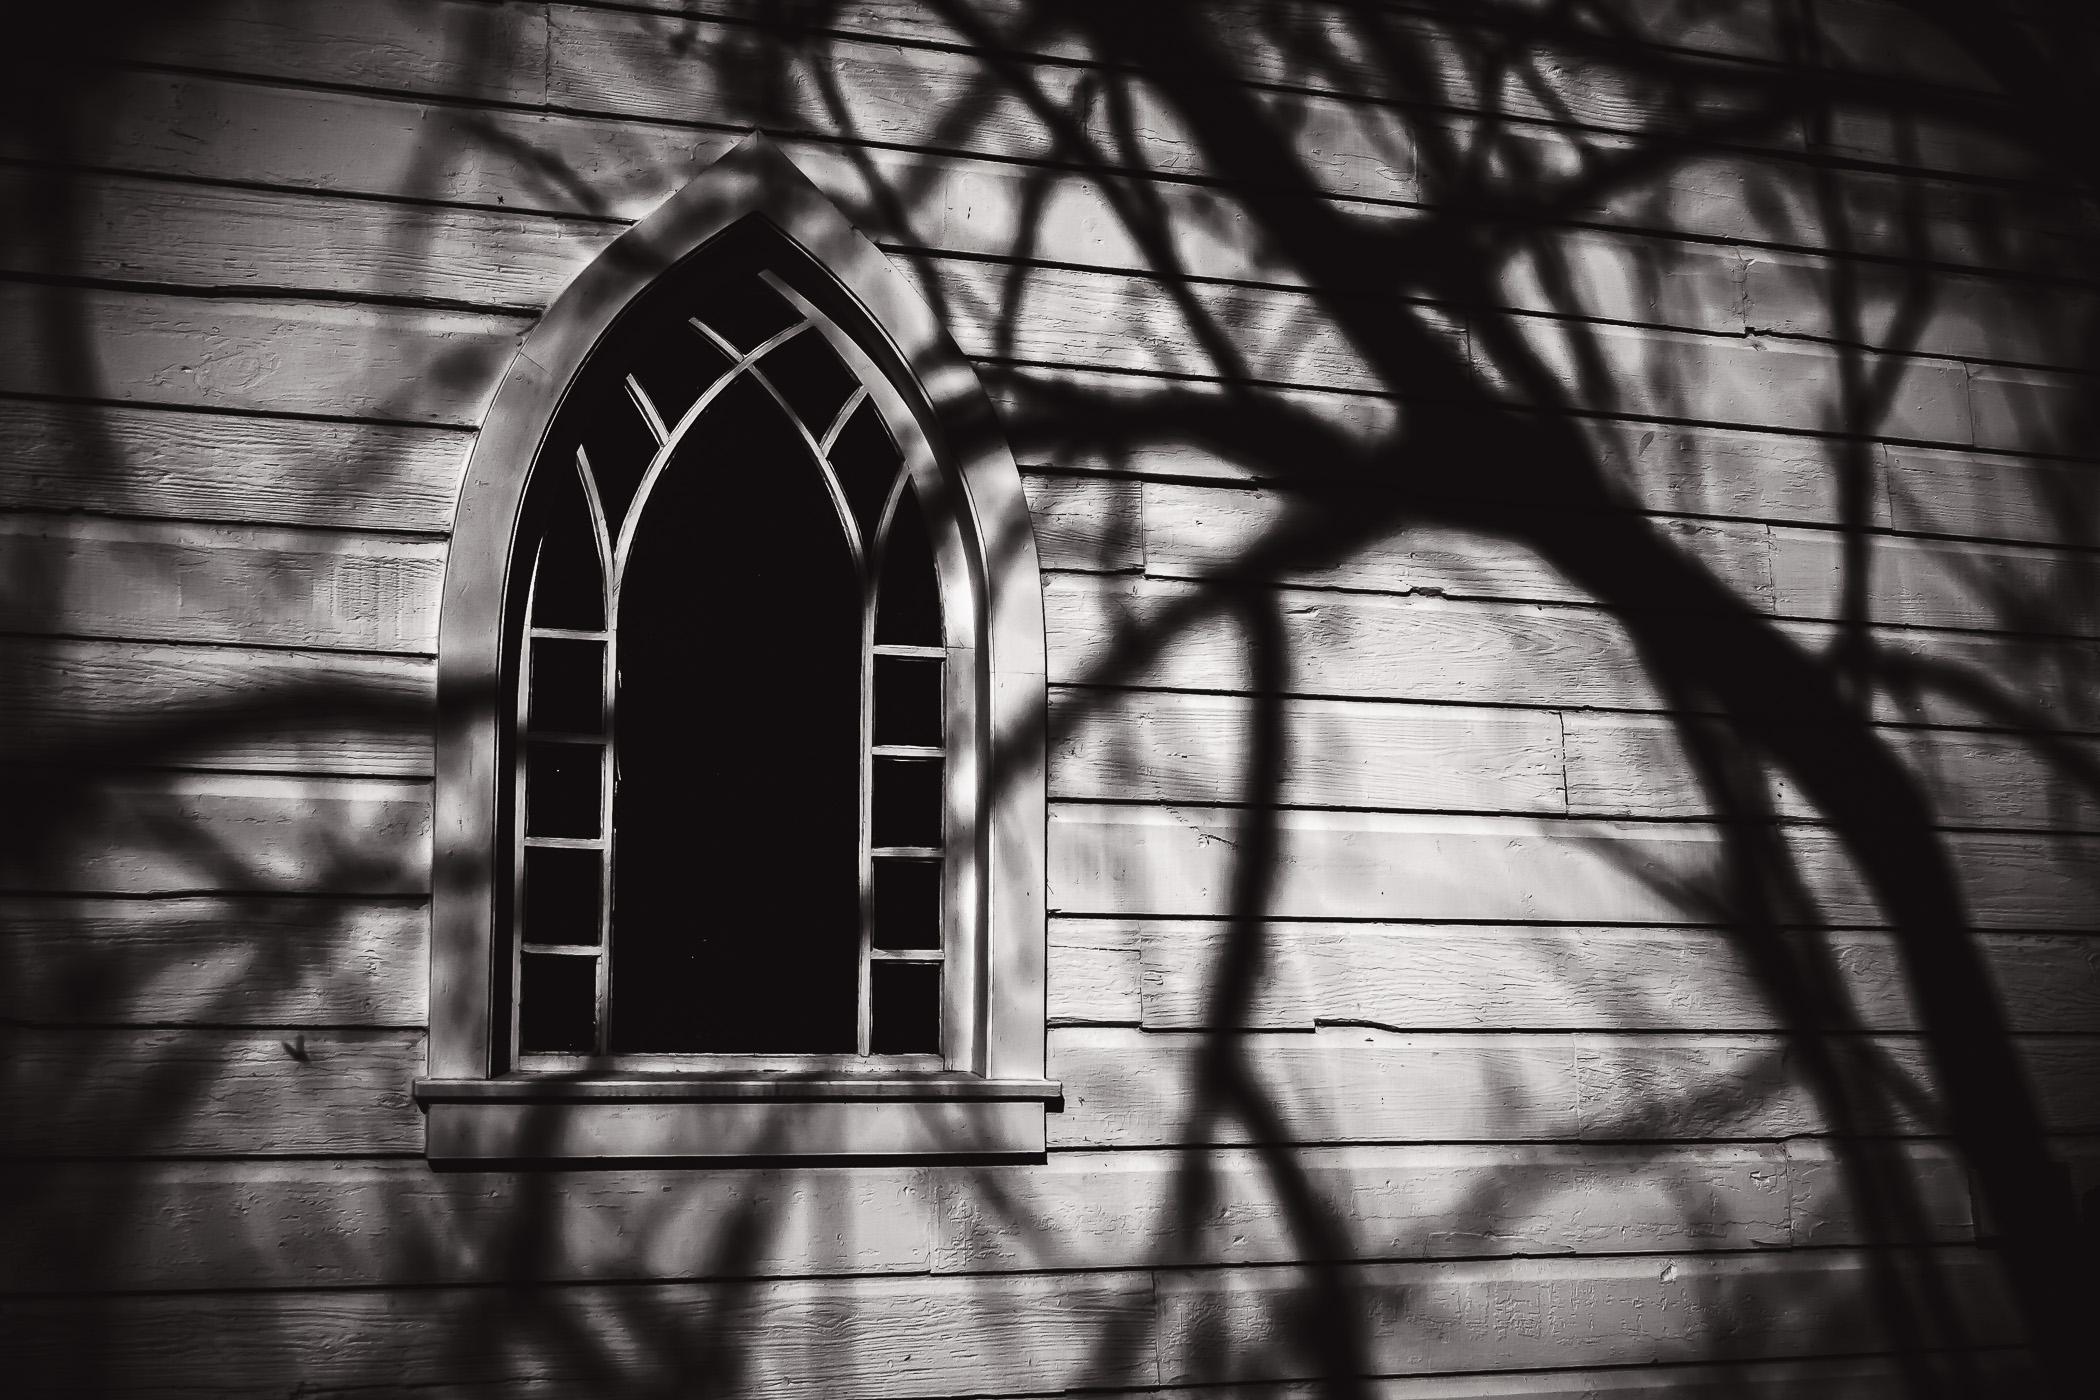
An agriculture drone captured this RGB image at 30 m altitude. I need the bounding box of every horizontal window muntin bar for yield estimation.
[524,731,606,747]
[520,943,601,957]
[530,626,610,641]
[871,643,944,659]
[870,948,943,963]
[871,845,942,860]
[872,744,942,760]
[524,835,606,851]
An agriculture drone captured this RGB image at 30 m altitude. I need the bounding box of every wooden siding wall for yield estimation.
[2,1,2096,1395]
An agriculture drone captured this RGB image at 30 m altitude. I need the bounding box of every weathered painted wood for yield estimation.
[0,164,611,310]
[104,0,546,102]
[1,1026,425,1156]
[0,772,429,897]
[0,638,432,775]
[1105,923,2100,1035]
[1968,362,2092,457]
[0,515,442,652]
[1138,479,2100,637]
[0,897,426,1028]
[1768,526,2100,638]
[1153,1248,2017,1386]
[3,1139,1955,1292]
[1564,712,2100,831]
[0,1157,933,1291]
[1021,473,1144,573]
[0,1268,1158,1399]
[1049,688,1567,814]
[1883,443,2100,549]
[1739,245,2094,368]
[1048,921,1142,1026]
[1784,1138,1977,1246]
[1044,575,2100,734]
[0,399,466,531]
[1048,803,2100,931]
[934,1143,1801,1273]
[0,283,520,424]
[1051,1027,2100,1150]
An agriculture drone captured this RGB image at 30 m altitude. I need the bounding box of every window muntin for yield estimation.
[509,222,958,1069]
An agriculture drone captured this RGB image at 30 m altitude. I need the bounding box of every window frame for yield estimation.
[418,135,1053,1160]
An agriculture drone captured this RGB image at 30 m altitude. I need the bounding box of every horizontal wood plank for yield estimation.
[1154,1248,2017,1386]
[0,1156,932,1291]
[1048,803,2100,930]
[1069,922,2100,1035]
[0,515,441,652]
[0,1266,1157,1398]
[1048,1027,2100,1148]
[0,637,432,774]
[0,1140,1971,1292]
[0,399,465,531]
[1044,575,2100,734]
[0,772,429,897]
[1,1026,425,1156]
[1049,688,1567,814]
[0,897,426,1027]
[0,282,520,425]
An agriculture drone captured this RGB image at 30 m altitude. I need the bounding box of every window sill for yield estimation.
[413,1074,1061,1161]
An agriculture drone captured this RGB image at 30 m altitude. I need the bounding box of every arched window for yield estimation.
[419,137,1052,1159]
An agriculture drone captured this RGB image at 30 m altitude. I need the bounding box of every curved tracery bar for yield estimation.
[512,217,946,1062]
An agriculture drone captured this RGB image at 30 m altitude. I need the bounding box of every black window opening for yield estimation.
[512,219,949,1063]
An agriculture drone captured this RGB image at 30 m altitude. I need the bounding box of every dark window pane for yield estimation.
[876,480,942,645]
[530,463,604,631]
[874,655,942,747]
[871,961,940,1055]
[526,741,601,839]
[519,952,597,1053]
[759,326,860,438]
[576,385,661,536]
[873,756,943,849]
[629,316,735,430]
[827,398,901,542]
[529,638,604,735]
[873,859,941,950]
[688,272,799,352]
[611,375,861,1053]
[524,846,602,947]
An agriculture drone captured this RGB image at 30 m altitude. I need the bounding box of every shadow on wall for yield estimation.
[2,1,2097,1396]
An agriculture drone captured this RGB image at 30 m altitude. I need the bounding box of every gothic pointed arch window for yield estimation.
[418,137,1053,1159]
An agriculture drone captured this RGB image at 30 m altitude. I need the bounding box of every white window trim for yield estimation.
[419,135,1053,1160]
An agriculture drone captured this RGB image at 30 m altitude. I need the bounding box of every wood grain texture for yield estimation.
[0,1157,933,1291]
[0,515,442,652]
[1153,1248,2016,1386]
[0,896,426,1028]
[0,399,466,531]
[1,1026,425,1156]
[1071,923,2100,1035]
[0,637,432,775]
[1563,712,2100,831]
[0,282,520,424]
[1049,688,1567,814]
[1048,803,2100,930]
[0,1268,1158,1399]
[0,1140,1960,1292]
[1137,479,2100,638]
[1050,1027,2100,1149]
[1044,575,2100,734]
[0,772,429,896]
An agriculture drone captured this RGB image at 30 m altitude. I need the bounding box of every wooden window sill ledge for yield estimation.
[413,1075,1060,1161]
[414,1074,1062,1104]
